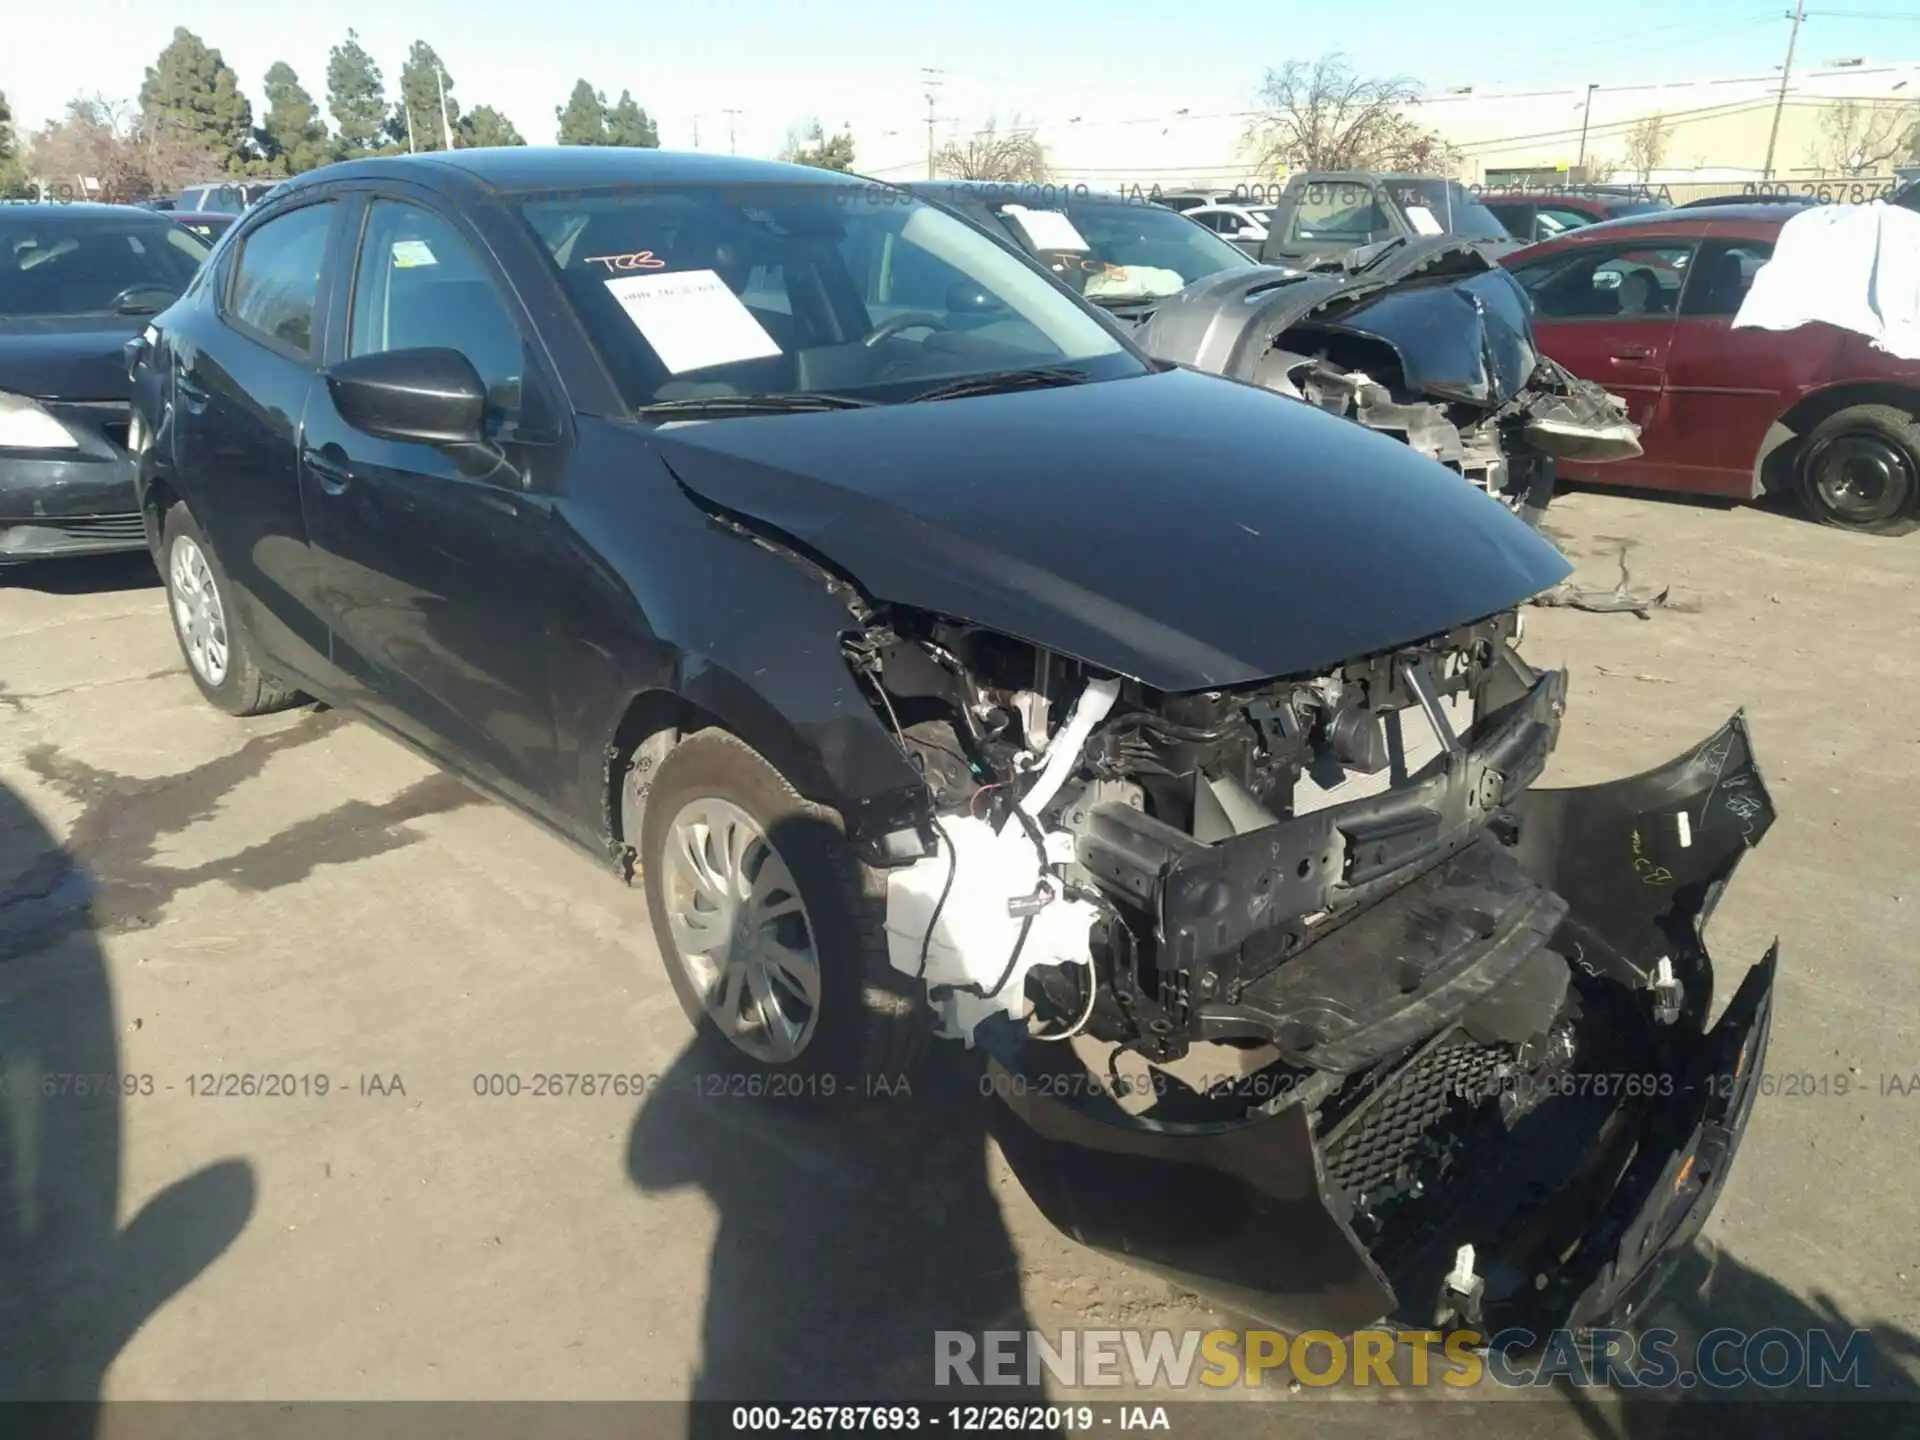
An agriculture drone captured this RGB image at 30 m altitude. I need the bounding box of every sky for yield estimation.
[7,0,1920,167]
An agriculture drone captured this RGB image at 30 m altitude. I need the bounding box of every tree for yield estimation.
[26,96,199,202]
[1245,53,1454,173]
[327,29,388,158]
[138,27,255,177]
[1809,99,1919,176]
[556,80,609,145]
[0,89,20,196]
[259,62,334,176]
[935,116,1049,182]
[606,90,659,148]
[1622,113,1672,182]
[460,105,526,148]
[386,40,460,152]
[780,117,855,172]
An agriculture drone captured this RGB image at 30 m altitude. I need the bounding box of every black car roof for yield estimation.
[276,146,869,198]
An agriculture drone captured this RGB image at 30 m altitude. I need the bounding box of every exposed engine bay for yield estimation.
[1138,238,1643,525]
[845,598,1777,1337]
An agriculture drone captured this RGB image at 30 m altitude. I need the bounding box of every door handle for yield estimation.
[176,374,209,414]
[304,447,354,497]
[1609,344,1654,361]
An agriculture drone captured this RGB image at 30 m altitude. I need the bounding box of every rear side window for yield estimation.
[227,202,335,356]
[1679,239,1773,317]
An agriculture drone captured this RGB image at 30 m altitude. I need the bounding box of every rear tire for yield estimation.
[634,728,927,1097]
[160,504,304,716]
[1794,405,1920,536]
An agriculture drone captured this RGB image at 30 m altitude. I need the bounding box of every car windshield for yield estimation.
[1380,179,1511,239]
[0,214,209,318]
[518,182,1141,411]
[985,197,1258,303]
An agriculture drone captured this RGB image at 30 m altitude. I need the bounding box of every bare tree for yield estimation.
[934,116,1049,182]
[1622,113,1672,183]
[1808,99,1919,176]
[1245,53,1457,173]
[23,95,213,201]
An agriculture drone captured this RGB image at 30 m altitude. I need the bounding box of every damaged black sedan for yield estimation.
[129,148,1777,1343]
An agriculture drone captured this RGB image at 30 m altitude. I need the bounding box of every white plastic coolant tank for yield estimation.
[884,815,1098,1043]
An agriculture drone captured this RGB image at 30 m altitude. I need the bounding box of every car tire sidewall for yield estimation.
[637,730,891,1090]
[160,505,250,710]
[1796,407,1920,535]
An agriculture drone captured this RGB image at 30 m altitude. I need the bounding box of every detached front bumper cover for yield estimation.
[987,712,1778,1338]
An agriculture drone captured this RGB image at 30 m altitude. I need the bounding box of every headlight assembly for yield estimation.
[0,391,80,450]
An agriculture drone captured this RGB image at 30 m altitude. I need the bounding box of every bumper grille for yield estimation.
[1320,1036,1508,1202]
[43,513,146,542]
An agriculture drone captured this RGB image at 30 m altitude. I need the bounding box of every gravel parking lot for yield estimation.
[1,488,1916,1431]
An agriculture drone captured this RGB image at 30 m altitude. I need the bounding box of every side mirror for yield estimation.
[324,347,487,445]
[944,280,1006,313]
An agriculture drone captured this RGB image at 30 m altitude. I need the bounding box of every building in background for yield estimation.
[851,61,1920,196]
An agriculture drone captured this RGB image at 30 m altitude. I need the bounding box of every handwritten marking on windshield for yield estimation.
[584,251,668,273]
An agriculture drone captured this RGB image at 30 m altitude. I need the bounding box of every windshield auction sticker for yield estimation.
[603,268,782,374]
[1000,204,1091,252]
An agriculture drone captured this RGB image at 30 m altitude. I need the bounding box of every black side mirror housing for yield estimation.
[325,347,487,445]
[944,280,1006,313]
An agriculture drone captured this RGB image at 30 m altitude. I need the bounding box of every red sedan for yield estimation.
[1501,203,1920,535]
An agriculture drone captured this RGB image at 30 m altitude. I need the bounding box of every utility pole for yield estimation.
[1763,0,1807,181]
[405,99,417,154]
[722,108,742,154]
[1577,83,1599,175]
[921,66,943,179]
[692,114,701,149]
[437,65,454,148]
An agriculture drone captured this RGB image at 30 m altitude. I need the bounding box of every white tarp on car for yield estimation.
[1732,201,1920,360]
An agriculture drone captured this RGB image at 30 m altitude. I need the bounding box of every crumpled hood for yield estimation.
[656,367,1571,691]
[0,316,142,401]
[1307,266,1538,406]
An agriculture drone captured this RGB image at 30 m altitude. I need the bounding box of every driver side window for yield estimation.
[348,200,528,421]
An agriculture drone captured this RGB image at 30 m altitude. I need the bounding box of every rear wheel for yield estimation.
[633,728,927,1094]
[160,504,303,716]
[1794,405,1920,536]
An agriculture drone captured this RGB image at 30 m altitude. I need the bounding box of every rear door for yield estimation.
[174,194,348,685]
[1507,235,1696,487]
[1658,233,1843,496]
[297,188,570,811]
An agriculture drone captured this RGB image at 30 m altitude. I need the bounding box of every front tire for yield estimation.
[160,504,303,716]
[1794,405,1920,536]
[635,728,926,1092]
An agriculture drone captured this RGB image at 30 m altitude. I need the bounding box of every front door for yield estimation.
[298,192,569,812]
[1510,238,1696,488]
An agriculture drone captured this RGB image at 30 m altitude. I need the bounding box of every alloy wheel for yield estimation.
[169,535,230,686]
[660,797,822,1063]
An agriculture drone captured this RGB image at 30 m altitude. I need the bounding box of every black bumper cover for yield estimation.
[0,401,143,564]
[988,711,1778,1337]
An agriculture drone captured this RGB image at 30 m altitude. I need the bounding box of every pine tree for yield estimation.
[327,29,388,158]
[782,119,856,172]
[460,106,526,148]
[139,28,255,176]
[387,41,459,152]
[555,80,609,146]
[260,62,335,175]
[605,91,659,148]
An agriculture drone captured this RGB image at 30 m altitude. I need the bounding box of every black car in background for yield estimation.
[1481,189,1670,243]
[0,203,210,566]
[903,179,1262,323]
[128,146,1776,1345]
